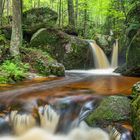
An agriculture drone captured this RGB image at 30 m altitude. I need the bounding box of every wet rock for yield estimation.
[30,28,90,70]
[131,82,140,140]
[79,99,102,123]
[0,117,12,135]
[107,124,132,140]
[86,96,131,126]
[48,63,65,77]
[93,34,115,55]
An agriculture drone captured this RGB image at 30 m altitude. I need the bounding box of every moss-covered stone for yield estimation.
[126,30,140,68]
[131,82,140,140]
[114,63,140,77]
[93,34,115,55]
[86,96,130,126]
[1,7,58,41]
[115,4,140,76]
[21,47,65,76]
[30,28,91,70]
[23,7,58,28]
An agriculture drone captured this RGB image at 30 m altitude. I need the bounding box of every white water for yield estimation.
[89,40,118,69]
[66,69,120,76]
[111,39,119,68]
[90,42,110,69]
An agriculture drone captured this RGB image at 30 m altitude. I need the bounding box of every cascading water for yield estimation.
[90,42,110,69]
[89,40,118,69]
[111,39,119,68]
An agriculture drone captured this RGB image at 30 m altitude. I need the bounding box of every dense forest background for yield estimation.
[0,0,138,38]
[0,0,140,84]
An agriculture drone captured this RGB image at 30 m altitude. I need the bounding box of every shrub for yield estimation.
[0,60,29,83]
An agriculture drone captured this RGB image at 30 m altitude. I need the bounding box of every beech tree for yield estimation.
[67,0,75,27]
[10,0,22,58]
[0,0,5,26]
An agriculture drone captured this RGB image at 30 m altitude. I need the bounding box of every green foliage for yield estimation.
[35,59,50,75]
[0,60,29,84]
[0,32,6,44]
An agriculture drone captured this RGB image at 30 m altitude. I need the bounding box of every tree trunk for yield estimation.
[75,0,78,27]
[10,0,22,58]
[83,3,87,38]
[0,0,5,27]
[58,0,62,27]
[6,0,10,24]
[67,0,75,27]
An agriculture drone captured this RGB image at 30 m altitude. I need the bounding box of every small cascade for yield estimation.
[111,39,119,68]
[90,42,110,69]
[89,40,118,69]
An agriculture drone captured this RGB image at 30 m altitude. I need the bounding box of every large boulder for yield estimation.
[30,28,91,70]
[21,47,65,77]
[115,4,140,76]
[125,4,140,76]
[94,34,115,55]
[131,82,140,140]
[86,96,131,127]
[126,29,140,76]
[1,7,58,41]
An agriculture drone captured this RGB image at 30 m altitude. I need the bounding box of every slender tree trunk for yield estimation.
[75,0,78,27]
[67,0,75,27]
[10,0,22,58]
[0,0,5,27]
[62,0,64,27]
[58,0,61,27]
[6,0,10,24]
[38,0,40,7]
[83,6,87,38]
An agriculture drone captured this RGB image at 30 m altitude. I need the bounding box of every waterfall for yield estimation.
[89,42,110,69]
[89,40,118,69]
[111,39,118,68]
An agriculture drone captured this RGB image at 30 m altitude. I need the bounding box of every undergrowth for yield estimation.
[0,60,29,84]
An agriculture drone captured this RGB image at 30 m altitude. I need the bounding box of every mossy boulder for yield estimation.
[131,82,140,140]
[115,4,140,76]
[1,7,58,41]
[126,29,140,69]
[93,34,115,55]
[86,96,130,126]
[21,47,65,77]
[23,7,58,28]
[30,28,91,70]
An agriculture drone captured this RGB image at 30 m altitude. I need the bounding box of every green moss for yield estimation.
[21,47,65,76]
[131,82,140,140]
[86,96,130,126]
[30,28,90,70]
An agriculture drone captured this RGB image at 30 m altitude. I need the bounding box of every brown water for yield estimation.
[0,73,139,103]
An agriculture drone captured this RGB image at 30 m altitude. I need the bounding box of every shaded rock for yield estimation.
[21,47,65,76]
[114,64,140,77]
[86,96,131,126]
[126,29,140,72]
[0,117,12,135]
[94,34,115,55]
[48,63,65,77]
[116,4,140,76]
[1,7,58,41]
[23,7,58,28]
[131,82,140,140]
[30,28,91,70]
